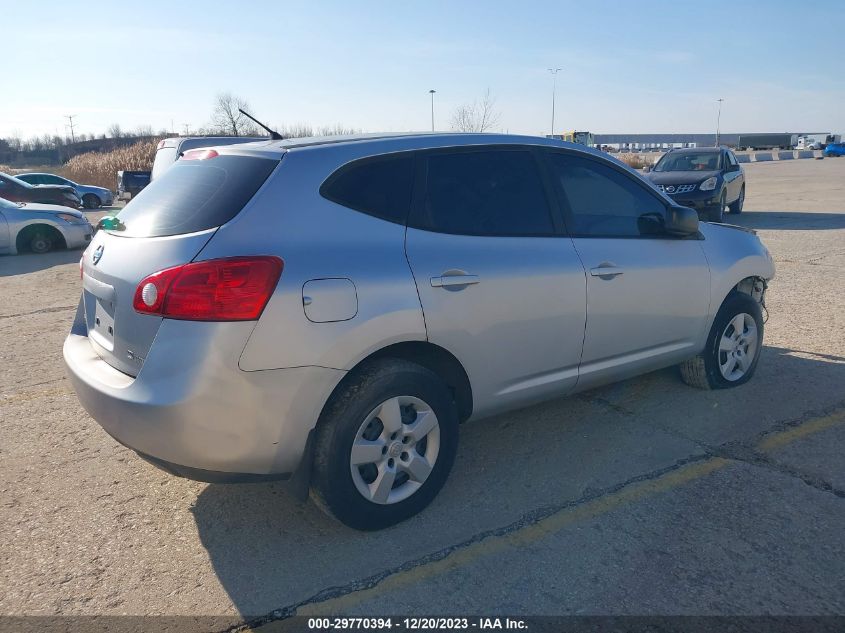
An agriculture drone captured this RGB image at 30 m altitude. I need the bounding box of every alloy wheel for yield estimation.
[718,313,758,381]
[350,395,441,505]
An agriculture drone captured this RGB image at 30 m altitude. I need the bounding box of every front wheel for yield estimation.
[729,185,745,214]
[680,293,764,390]
[29,232,54,254]
[310,358,459,530]
[707,191,726,223]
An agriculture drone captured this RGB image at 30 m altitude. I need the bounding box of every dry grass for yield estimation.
[61,139,160,190]
[615,153,654,170]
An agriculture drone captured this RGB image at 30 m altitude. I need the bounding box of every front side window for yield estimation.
[320,153,414,224]
[726,152,738,167]
[413,149,554,236]
[545,152,667,237]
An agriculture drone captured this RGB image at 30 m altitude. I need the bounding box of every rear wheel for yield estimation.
[729,185,745,214]
[82,194,101,209]
[680,293,763,390]
[707,191,726,223]
[311,359,459,530]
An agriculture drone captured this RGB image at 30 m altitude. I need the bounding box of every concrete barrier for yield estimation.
[736,154,751,163]
[778,151,794,160]
[755,152,773,162]
[797,151,815,159]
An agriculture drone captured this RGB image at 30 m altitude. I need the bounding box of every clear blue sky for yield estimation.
[5,0,844,139]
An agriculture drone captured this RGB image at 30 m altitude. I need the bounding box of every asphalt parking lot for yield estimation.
[1,158,844,622]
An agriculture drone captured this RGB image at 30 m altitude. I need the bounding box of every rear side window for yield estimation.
[320,153,414,224]
[112,155,278,237]
[151,147,179,179]
[413,149,554,236]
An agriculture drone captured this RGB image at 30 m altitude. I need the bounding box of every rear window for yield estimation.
[320,153,414,224]
[412,149,554,236]
[111,155,278,237]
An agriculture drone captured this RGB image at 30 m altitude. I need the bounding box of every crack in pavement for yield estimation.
[709,441,845,499]
[226,403,845,632]
[225,452,715,632]
[0,305,76,320]
[587,394,845,501]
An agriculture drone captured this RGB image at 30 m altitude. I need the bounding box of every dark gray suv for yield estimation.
[647,147,745,222]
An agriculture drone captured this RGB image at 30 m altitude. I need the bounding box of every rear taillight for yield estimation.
[133,256,283,321]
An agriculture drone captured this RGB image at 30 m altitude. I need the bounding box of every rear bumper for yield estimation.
[63,303,346,477]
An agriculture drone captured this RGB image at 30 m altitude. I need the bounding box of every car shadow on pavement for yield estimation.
[191,344,845,618]
[730,210,845,230]
[0,249,83,276]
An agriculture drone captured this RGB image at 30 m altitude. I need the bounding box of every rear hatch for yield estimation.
[81,150,280,376]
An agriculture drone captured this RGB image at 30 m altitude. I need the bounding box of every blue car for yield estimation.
[15,173,114,209]
[823,142,845,157]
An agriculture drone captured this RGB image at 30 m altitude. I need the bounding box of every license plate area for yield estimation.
[82,274,117,352]
[90,297,116,351]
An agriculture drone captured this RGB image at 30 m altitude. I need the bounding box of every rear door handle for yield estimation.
[430,274,480,288]
[590,266,624,278]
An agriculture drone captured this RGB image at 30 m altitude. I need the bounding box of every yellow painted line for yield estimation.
[297,457,729,616]
[256,406,845,622]
[757,408,845,453]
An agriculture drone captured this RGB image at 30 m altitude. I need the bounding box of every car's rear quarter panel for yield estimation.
[195,145,428,373]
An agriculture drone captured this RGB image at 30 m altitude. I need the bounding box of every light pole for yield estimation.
[716,98,724,147]
[429,90,436,132]
[548,68,562,137]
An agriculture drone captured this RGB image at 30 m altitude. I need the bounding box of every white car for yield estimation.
[0,197,93,254]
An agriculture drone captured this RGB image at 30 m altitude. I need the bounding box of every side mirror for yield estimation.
[642,164,652,173]
[665,206,700,235]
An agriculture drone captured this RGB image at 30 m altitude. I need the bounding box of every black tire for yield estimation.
[707,191,726,223]
[310,358,459,530]
[729,185,745,215]
[29,232,54,254]
[82,194,101,209]
[680,292,763,390]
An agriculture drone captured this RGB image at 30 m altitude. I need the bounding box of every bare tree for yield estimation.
[451,88,500,133]
[210,92,260,136]
[107,123,123,139]
[134,125,154,137]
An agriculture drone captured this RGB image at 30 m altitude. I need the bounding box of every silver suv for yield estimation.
[64,134,775,530]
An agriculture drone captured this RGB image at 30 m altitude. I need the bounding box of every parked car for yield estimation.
[646,147,745,223]
[0,197,93,254]
[64,134,774,530]
[116,170,151,201]
[15,173,114,209]
[151,136,268,180]
[0,172,82,208]
[822,142,845,157]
